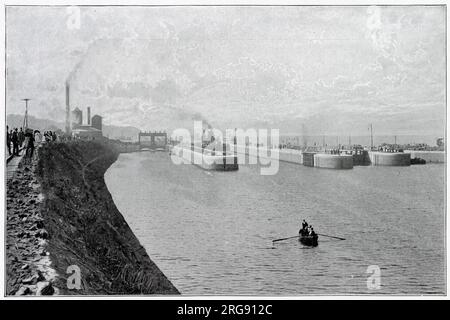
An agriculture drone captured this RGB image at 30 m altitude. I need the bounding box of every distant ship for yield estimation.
[171,140,239,171]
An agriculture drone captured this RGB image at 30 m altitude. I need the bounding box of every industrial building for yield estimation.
[69,105,103,139]
[71,125,103,139]
[71,107,82,128]
[91,114,102,131]
[65,79,103,139]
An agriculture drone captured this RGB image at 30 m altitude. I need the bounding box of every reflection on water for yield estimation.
[105,152,445,295]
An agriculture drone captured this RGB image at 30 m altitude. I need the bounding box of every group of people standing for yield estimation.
[6,126,24,156]
[43,131,57,143]
[6,126,39,160]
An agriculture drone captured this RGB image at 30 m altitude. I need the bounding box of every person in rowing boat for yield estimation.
[299,220,308,236]
[302,219,308,230]
[309,226,317,237]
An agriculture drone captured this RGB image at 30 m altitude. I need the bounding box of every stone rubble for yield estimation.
[6,156,59,296]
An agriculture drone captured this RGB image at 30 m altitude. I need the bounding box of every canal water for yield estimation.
[104,152,445,295]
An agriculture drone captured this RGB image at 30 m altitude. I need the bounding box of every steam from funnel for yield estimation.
[191,112,212,129]
[65,60,81,135]
[65,44,92,134]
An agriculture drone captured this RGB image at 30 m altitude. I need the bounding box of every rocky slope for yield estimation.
[6,141,179,295]
[6,155,57,295]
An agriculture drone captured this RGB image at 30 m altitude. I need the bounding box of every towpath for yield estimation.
[6,150,25,180]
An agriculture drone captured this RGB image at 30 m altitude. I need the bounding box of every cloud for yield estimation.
[5,6,446,136]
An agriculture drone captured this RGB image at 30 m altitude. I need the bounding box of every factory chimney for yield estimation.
[87,107,91,125]
[65,81,71,134]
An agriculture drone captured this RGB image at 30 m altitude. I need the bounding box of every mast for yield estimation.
[301,123,307,150]
[370,124,374,150]
[22,98,30,130]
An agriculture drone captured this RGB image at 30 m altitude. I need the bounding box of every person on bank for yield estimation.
[6,125,11,155]
[299,220,309,236]
[18,127,24,147]
[302,219,308,230]
[34,130,42,144]
[11,128,19,156]
[25,129,35,160]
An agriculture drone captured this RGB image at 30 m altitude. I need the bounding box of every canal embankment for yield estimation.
[6,140,179,295]
[6,150,57,295]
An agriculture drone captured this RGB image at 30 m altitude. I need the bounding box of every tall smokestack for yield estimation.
[65,81,71,134]
[87,107,91,125]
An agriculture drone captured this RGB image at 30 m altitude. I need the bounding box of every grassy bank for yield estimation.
[36,141,179,294]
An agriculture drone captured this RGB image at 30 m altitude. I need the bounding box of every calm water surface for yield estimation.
[105,152,445,295]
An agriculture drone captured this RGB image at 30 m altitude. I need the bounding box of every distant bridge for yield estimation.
[138,131,168,150]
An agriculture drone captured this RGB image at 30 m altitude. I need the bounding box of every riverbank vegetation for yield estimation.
[33,141,179,294]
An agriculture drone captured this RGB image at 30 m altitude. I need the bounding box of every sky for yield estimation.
[5,6,446,137]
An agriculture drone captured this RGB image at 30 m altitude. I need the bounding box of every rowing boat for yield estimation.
[299,229,319,247]
[299,234,318,246]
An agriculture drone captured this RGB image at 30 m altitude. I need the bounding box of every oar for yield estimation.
[272,235,300,243]
[317,233,345,240]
